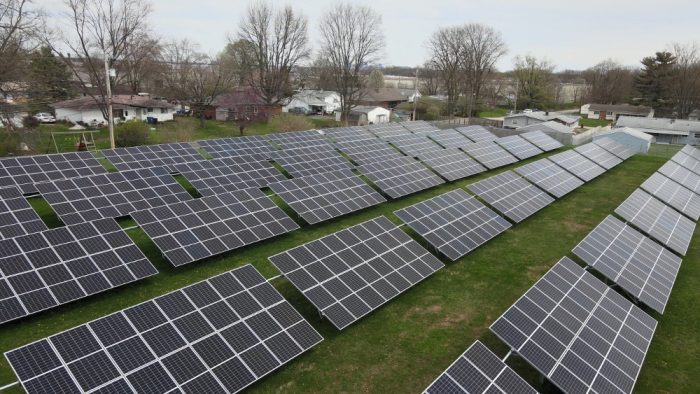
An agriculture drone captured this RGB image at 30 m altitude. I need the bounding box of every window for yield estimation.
[124,111,128,116]
[147,108,153,113]
[161,108,167,114]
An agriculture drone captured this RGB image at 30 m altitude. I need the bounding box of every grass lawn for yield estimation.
[0,146,697,393]
[579,116,612,128]
[477,107,510,118]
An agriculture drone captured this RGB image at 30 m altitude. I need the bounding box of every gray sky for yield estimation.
[40,0,700,71]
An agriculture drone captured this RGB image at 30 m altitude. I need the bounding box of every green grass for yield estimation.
[0,146,698,393]
[579,116,612,128]
[477,107,510,118]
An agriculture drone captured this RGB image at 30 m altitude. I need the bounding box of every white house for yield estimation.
[593,127,653,154]
[283,90,341,114]
[503,111,579,129]
[581,104,653,121]
[615,116,700,145]
[53,94,175,125]
[336,106,390,125]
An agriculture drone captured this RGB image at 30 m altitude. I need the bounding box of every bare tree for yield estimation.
[419,60,440,96]
[318,3,384,125]
[460,23,507,116]
[118,31,161,94]
[427,26,462,116]
[670,42,700,119]
[583,59,633,104]
[367,68,384,89]
[512,55,555,110]
[236,1,309,105]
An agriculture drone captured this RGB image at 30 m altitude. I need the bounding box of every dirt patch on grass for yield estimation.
[563,218,589,232]
[432,312,471,329]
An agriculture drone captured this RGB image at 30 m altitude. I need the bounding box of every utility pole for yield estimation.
[412,67,419,121]
[104,55,115,149]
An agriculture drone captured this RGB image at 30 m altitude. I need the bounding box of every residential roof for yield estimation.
[52,95,174,110]
[615,116,700,136]
[587,103,652,115]
[505,111,579,125]
[517,120,575,134]
[350,106,389,114]
[601,127,654,142]
[359,88,408,103]
[212,87,266,109]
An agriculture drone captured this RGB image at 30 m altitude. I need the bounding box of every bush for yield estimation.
[268,113,315,132]
[22,116,40,129]
[115,120,150,147]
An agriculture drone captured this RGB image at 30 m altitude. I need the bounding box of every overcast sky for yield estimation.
[39,0,699,71]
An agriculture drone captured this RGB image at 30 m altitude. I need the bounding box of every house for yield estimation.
[503,111,579,129]
[580,104,653,121]
[210,87,280,121]
[516,121,576,145]
[357,88,408,109]
[615,116,700,145]
[283,90,340,114]
[593,127,653,154]
[337,106,390,125]
[52,94,175,124]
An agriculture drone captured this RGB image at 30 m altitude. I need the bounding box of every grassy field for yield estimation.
[477,107,510,118]
[0,145,697,393]
[579,116,612,128]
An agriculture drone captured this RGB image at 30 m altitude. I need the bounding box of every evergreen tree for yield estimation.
[27,47,73,112]
[635,51,676,115]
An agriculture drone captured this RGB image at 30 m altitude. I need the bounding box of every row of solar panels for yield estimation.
[1,138,639,394]
[425,145,700,394]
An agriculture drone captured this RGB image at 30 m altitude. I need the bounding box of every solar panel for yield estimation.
[640,172,700,221]
[0,152,107,194]
[101,143,203,172]
[490,257,657,394]
[574,143,623,169]
[0,218,157,325]
[548,149,606,182]
[614,188,696,255]
[424,340,537,394]
[35,168,193,225]
[335,138,404,165]
[321,126,376,143]
[670,151,700,175]
[417,149,486,181]
[5,264,323,394]
[197,136,276,159]
[174,156,286,197]
[455,125,498,142]
[657,160,700,195]
[495,135,543,160]
[394,189,511,260]
[269,170,386,224]
[427,129,474,149]
[356,156,444,199]
[593,137,635,160]
[461,142,518,169]
[385,134,443,156]
[267,130,330,149]
[271,145,353,178]
[367,123,411,139]
[467,171,555,223]
[268,216,444,330]
[519,130,564,152]
[0,186,47,240]
[572,215,682,314]
[680,144,700,161]
[132,189,298,267]
[514,158,584,198]
[401,120,439,134]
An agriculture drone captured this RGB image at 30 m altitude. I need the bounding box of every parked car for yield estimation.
[288,107,310,115]
[33,112,55,123]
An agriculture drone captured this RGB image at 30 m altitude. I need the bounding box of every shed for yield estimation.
[593,127,653,153]
[337,106,390,125]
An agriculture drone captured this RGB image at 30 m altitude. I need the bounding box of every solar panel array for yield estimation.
[357,156,444,199]
[321,126,375,143]
[197,136,276,159]
[426,129,474,149]
[0,152,108,194]
[0,186,47,240]
[671,150,700,175]
[400,120,439,134]
[132,189,299,266]
[5,264,323,394]
[424,340,537,394]
[495,135,543,160]
[681,144,700,160]
[367,123,410,139]
[490,257,657,394]
[267,130,330,149]
[455,125,497,142]
[417,149,486,181]
[271,145,353,178]
[0,218,157,325]
[573,215,682,314]
[468,171,555,223]
[548,149,606,182]
[394,190,511,260]
[268,216,444,330]
[593,137,635,160]
[614,188,696,255]
[174,156,286,197]
[462,142,518,169]
[102,143,203,172]
[519,130,563,152]
[574,143,623,170]
[35,167,193,225]
[335,138,404,165]
[385,134,442,157]
[657,160,700,194]
[269,170,386,224]
[514,158,584,198]
[640,172,700,221]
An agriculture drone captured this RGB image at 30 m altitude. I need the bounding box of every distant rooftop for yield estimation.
[615,116,700,136]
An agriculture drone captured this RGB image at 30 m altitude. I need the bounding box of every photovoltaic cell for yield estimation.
[35,167,193,225]
[197,136,276,159]
[467,171,554,223]
[514,158,584,198]
[321,126,375,143]
[548,149,606,182]
[5,264,323,394]
[367,123,411,139]
[462,142,518,169]
[385,134,443,157]
[490,257,657,394]
[574,143,623,169]
[0,218,157,325]
[495,135,543,160]
[455,125,498,142]
[670,151,700,175]
[101,143,203,172]
[0,186,47,240]
[573,215,682,314]
[357,156,444,199]
[132,189,299,266]
[656,160,700,195]
[680,144,700,161]
[174,156,286,197]
[268,216,444,330]
[640,172,700,221]
[417,149,486,181]
[0,152,107,194]
[519,130,564,152]
[268,170,386,224]
[267,130,330,150]
[614,188,696,255]
[427,129,474,149]
[394,189,511,260]
[401,120,439,134]
[424,340,537,394]
[271,145,353,178]
[335,138,404,165]
[593,137,635,160]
